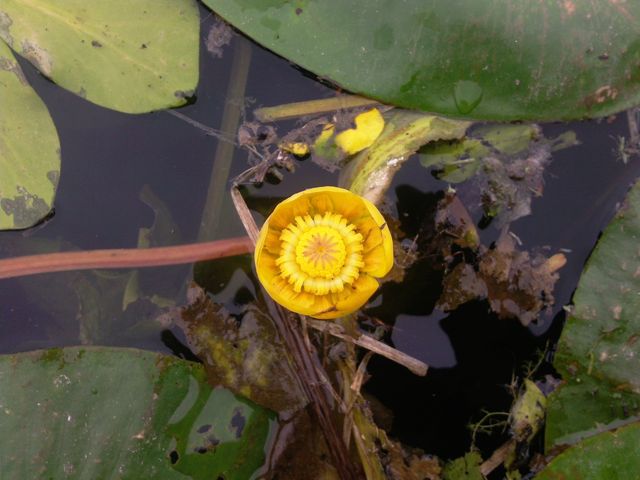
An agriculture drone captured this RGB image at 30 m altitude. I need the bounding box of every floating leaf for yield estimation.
[0,41,59,230]
[0,347,274,479]
[0,0,199,113]
[203,1,640,121]
[537,423,640,479]
[546,179,640,447]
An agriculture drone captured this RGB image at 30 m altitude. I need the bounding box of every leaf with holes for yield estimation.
[537,422,640,479]
[0,40,59,230]
[546,179,640,448]
[0,347,274,479]
[0,0,199,113]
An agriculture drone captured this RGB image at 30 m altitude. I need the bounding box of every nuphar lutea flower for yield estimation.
[254,187,393,319]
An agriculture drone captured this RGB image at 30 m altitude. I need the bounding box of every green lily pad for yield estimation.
[0,40,59,230]
[203,0,640,121]
[0,0,199,113]
[536,422,640,480]
[0,347,274,479]
[546,179,640,447]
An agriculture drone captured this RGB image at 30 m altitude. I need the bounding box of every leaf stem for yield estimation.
[254,95,379,122]
[0,237,253,280]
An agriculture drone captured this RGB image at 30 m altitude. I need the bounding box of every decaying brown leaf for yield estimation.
[263,406,340,480]
[438,229,566,326]
[435,191,480,251]
[177,284,306,413]
[205,16,233,58]
[382,212,419,284]
[382,439,442,480]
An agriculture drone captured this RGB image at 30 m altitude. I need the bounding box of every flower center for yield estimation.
[276,212,365,296]
[295,226,346,278]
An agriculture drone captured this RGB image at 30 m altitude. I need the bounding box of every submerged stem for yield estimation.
[198,36,252,241]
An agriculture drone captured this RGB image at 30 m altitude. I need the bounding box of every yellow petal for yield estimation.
[316,275,379,320]
[360,197,393,277]
[335,108,385,155]
[280,141,310,157]
[254,220,271,271]
[263,227,282,255]
[362,244,391,277]
[309,192,335,215]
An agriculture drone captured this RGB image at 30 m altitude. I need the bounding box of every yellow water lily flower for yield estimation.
[254,186,393,319]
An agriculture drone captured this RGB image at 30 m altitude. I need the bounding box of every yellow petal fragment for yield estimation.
[279,141,310,157]
[313,274,380,320]
[360,196,394,276]
[335,108,385,155]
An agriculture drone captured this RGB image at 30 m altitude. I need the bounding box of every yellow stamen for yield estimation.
[277,213,364,295]
[296,226,346,278]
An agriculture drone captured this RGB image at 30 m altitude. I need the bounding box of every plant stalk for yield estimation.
[198,36,252,241]
[254,95,380,122]
[0,237,252,280]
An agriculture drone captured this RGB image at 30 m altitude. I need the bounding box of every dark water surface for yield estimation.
[2,8,640,462]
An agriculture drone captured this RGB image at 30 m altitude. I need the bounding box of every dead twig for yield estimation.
[306,318,429,376]
[480,439,516,477]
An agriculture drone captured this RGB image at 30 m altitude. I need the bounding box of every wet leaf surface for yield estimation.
[204,1,640,121]
[0,41,59,230]
[0,0,199,113]
[0,346,274,479]
[536,422,640,480]
[546,179,640,447]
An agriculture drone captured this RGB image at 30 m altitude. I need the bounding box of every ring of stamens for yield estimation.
[276,212,365,296]
[296,227,346,278]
